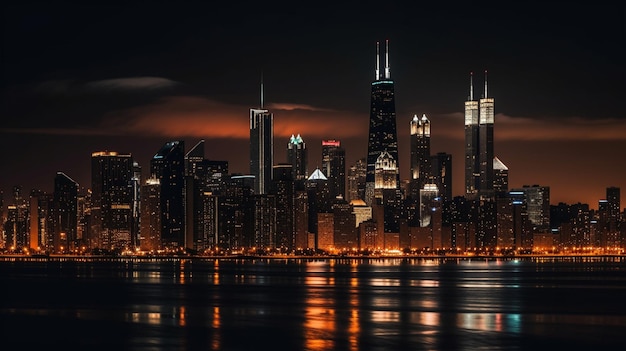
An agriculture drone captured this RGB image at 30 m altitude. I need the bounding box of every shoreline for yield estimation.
[1,253,625,261]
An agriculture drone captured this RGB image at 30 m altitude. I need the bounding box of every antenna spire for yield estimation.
[484,69,488,98]
[260,71,264,109]
[375,41,380,80]
[469,71,474,100]
[384,39,390,79]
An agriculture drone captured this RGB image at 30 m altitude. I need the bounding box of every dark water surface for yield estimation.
[1,256,625,351]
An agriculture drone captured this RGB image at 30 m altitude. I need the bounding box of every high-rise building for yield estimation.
[410,113,431,198]
[287,134,308,181]
[91,151,135,250]
[250,83,274,195]
[272,164,295,252]
[479,71,495,197]
[431,152,452,202]
[464,72,480,198]
[52,172,78,253]
[306,168,331,247]
[140,177,161,252]
[511,185,550,233]
[150,141,185,249]
[419,184,439,228]
[183,140,228,252]
[28,189,51,252]
[321,139,346,200]
[493,156,509,197]
[347,158,366,203]
[366,40,399,205]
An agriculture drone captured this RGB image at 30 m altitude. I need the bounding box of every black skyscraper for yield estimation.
[150,140,185,249]
[52,172,78,253]
[250,82,274,195]
[366,40,399,206]
[322,139,346,201]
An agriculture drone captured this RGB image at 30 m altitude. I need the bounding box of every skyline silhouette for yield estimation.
[1,2,624,208]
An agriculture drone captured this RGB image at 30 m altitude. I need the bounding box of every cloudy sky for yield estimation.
[1,1,624,208]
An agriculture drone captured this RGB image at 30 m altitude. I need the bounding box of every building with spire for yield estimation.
[410,113,431,198]
[250,80,274,195]
[365,40,399,206]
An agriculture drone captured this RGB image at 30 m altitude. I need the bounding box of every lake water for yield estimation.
[1,256,625,351]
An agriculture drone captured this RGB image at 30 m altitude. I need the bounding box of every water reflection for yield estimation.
[2,257,626,350]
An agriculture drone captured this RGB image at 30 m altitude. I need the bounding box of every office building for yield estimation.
[250,83,274,195]
[52,172,78,253]
[410,113,431,198]
[321,139,346,200]
[366,40,399,205]
[431,152,452,202]
[150,141,185,249]
[287,134,308,181]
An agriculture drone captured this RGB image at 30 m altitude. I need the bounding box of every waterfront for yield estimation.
[1,256,625,351]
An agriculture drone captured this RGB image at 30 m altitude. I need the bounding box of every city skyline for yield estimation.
[1,2,624,209]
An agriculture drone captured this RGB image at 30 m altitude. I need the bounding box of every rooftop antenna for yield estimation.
[375,41,380,80]
[260,71,264,109]
[469,71,474,101]
[484,69,488,98]
[384,39,390,79]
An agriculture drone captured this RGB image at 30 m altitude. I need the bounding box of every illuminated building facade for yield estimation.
[347,158,366,203]
[140,177,161,251]
[366,40,399,206]
[91,151,135,250]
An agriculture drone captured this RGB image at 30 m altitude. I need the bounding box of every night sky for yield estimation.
[1,2,624,209]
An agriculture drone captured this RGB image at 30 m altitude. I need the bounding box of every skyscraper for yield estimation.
[250,82,274,195]
[493,156,509,197]
[464,72,480,198]
[52,172,78,253]
[321,139,346,200]
[431,152,452,202]
[287,134,308,182]
[150,141,185,249]
[410,113,431,198]
[365,40,399,206]
[91,151,134,250]
[479,71,495,197]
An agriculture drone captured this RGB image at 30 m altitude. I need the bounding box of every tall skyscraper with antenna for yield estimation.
[365,40,399,206]
[464,72,480,199]
[479,70,495,197]
[250,79,274,195]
